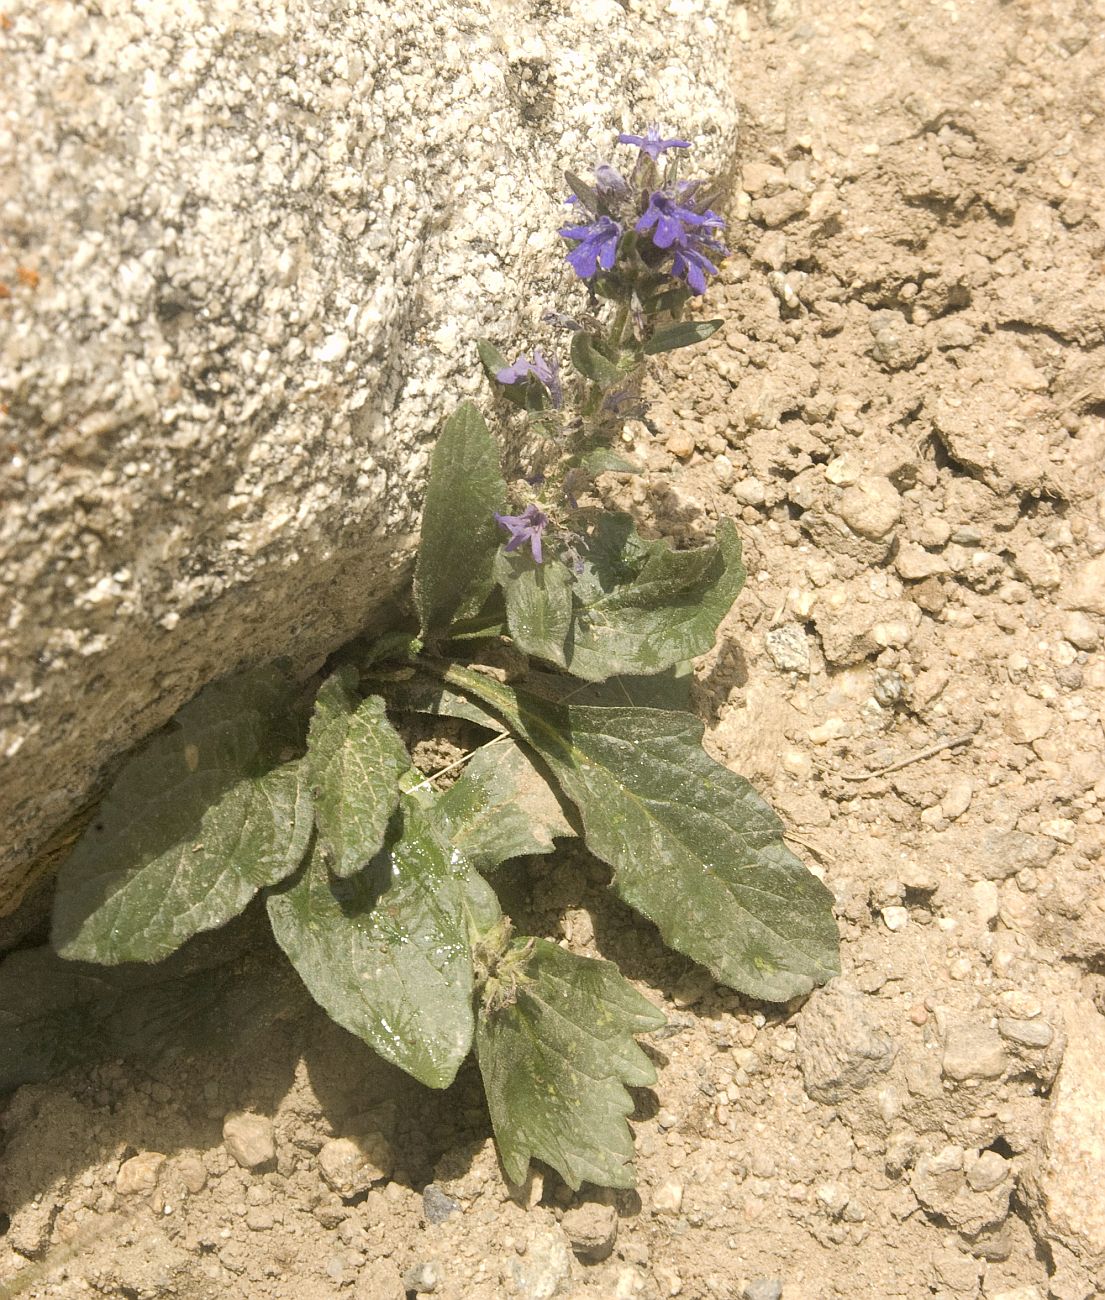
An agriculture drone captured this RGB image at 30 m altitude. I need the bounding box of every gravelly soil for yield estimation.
[3,1,1104,1298]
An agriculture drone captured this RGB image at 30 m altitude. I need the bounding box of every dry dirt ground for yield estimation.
[3,1,1105,1297]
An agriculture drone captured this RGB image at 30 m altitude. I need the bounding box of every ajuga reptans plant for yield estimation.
[1,130,839,1191]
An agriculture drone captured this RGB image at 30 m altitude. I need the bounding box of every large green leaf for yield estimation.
[52,668,314,965]
[414,402,507,642]
[644,319,723,355]
[266,797,475,1088]
[436,738,575,872]
[307,669,410,877]
[522,666,693,713]
[495,548,573,670]
[379,676,506,732]
[566,514,745,680]
[0,912,291,1090]
[476,938,665,1189]
[438,667,840,1001]
[493,513,745,681]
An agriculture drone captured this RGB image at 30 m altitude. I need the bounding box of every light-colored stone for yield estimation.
[895,541,949,581]
[1013,538,1061,592]
[1062,611,1100,651]
[223,1112,275,1170]
[505,1225,574,1298]
[1024,1000,1105,1258]
[115,1151,166,1197]
[653,1180,684,1214]
[1004,690,1052,744]
[835,475,902,540]
[942,1018,1007,1081]
[1064,556,1105,615]
[764,623,811,674]
[318,1133,395,1199]
[0,0,738,916]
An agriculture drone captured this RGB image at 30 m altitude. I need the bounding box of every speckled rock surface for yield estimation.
[0,0,737,914]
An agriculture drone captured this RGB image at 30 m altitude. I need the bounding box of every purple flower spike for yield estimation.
[636,191,713,250]
[558,214,622,280]
[495,348,563,408]
[495,503,548,564]
[617,125,691,162]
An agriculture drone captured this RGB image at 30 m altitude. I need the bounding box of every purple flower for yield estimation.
[495,348,563,408]
[617,126,691,162]
[558,214,622,280]
[671,245,721,295]
[635,191,715,250]
[494,503,548,564]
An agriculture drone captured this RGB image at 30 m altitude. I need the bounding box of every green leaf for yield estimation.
[479,340,545,412]
[437,667,840,1002]
[523,666,693,713]
[578,447,641,476]
[567,514,745,680]
[644,319,724,356]
[380,677,507,733]
[477,338,511,382]
[0,912,291,1090]
[266,797,475,1088]
[476,938,665,1189]
[563,170,601,214]
[494,514,744,682]
[436,737,575,872]
[307,669,410,878]
[570,333,622,388]
[495,548,574,670]
[414,402,507,643]
[52,668,314,965]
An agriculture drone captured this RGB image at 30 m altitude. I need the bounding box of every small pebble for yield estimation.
[882,905,909,932]
[732,476,767,506]
[403,1260,441,1294]
[743,1281,783,1300]
[998,1018,1054,1049]
[1062,610,1099,651]
[422,1184,461,1226]
[653,1181,684,1214]
[666,429,696,458]
[116,1152,165,1197]
[223,1113,275,1170]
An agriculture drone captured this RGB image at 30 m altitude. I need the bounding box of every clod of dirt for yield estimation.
[796,980,898,1102]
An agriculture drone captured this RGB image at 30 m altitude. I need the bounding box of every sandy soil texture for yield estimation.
[2,1,1104,1297]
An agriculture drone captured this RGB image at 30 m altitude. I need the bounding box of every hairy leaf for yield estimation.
[414,402,507,642]
[436,737,575,872]
[522,666,693,713]
[578,447,641,476]
[380,677,506,733]
[266,797,475,1088]
[644,319,723,355]
[53,668,314,965]
[495,549,573,670]
[569,332,622,388]
[476,938,665,1189]
[493,513,744,681]
[439,667,840,1001]
[563,169,601,214]
[307,669,410,877]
